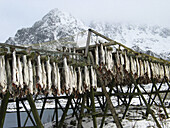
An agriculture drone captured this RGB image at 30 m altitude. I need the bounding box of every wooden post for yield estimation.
[85,29,91,57]
[40,94,48,119]
[58,96,72,128]
[129,75,162,128]
[27,94,43,128]
[21,100,36,126]
[90,87,97,128]
[16,98,21,127]
[78,94,86,128]
[0,92,10,128]
[55,98,58,127]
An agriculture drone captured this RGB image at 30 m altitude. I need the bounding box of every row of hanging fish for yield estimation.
[91,43,170,85]
[0,51,97,98]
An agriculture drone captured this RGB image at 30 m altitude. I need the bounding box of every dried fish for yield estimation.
[100,43,105,65]
[23,55,29,88]
[37,55,43,90]
[28,58,33,94]
[125,51,130,73]
[84,66,90,91]
[6,58,12,93]
[42,61,47,90]
[18,56,24,89]
[95,45,99,65]
[64,57,70,93]
[78,67,83,94]
[12,51,19,87]
[56,63,61,95]
[0,56,7,93]
[47,56,52,94]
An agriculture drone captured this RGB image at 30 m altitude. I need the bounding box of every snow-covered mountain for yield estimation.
[5,8,170,60]
[5,8,88,49]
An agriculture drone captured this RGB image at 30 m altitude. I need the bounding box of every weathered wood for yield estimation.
[16,98,21,127]
[58,96,72,128]
[90,87,97,128]
[85,29,92,57]
[130,75,162,128]
[21,100,36,126]
[40,94,48,119]
[77,94,86,128]
[27,94,43,128]
[0,91,10,128]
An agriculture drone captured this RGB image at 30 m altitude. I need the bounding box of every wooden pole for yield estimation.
[90,87,97,128]
[27,94,43,128]
[16,98,21,127]
[58,96,72,128]
[85,29,91,57]
[0,92,10,128]
[77,94,86,128]
[129,75,162,128]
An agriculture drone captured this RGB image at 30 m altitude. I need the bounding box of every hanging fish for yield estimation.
[165,65,169,80]
[36,55,43,90]
[64,57,70,93]
[84,66,90,91]
[6,58,12,94]
[56,63,61,95]
[95,45,99,65]
[136,58,140,77]
[146,61,151,79]
[78,67,83,94]
[18,56,24,89]
[28,58,33,94]
[116,51,121,68]
[0,56,7,94]
[139,60,144,77]
[73,67,77,92]
[125,51,130,73]
[107,50,114,71]
[52,62,57,93]
[100,43,105,65]
[91,66,97,89]
[42,61,47,91]
[23,55,29,93]
[12,51,19,88]
[69,66,73,94]
[46,56,52,95]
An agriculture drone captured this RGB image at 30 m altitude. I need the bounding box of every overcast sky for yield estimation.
[0,0,170,42]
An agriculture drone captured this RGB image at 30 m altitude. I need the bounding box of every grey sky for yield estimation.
[0,0,170,42]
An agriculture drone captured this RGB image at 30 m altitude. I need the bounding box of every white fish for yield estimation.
[159,64,164,80]
[84,66,90,91]
[0,56,7,93]
[100,44,105,65]
[139,60,144,76]
[64,57,70,92]
[165,65,169,80]
[12,51,19,87]
[6,58,12,93]
[69,66,73,94]
[95,45,99,65]
[47,57,52,94]
[42,61,47,90]
[146,61,151,79]
[23,55,29,87]
[116,51,121,68]
[52,62,57,89]
[78,67,83,94]
[56,63,61,95]
[107,50,114,71]
[136,58,140,77]
[37,55,43,89]
[91,66,97,89]
[18,56,24,89]
[73,68,77,91]
[125,51,130,73]
[28,58,33,94]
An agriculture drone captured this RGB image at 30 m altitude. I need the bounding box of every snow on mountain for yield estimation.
[89,22,170,60]
[5,8,88,49]
[5,8,170,60]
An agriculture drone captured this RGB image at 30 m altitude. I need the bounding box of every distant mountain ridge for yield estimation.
[5,8,170,60]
